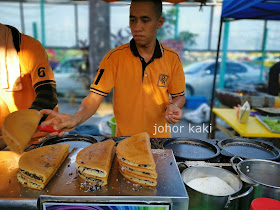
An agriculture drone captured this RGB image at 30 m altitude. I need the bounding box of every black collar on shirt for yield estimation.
[129,38,163,59]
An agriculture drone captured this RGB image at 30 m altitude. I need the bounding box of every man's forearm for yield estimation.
[170,95,186,109]
[74,92,104,126]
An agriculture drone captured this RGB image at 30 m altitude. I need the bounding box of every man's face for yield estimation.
[129,1,164,47]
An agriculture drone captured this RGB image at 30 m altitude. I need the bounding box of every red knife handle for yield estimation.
[38,125,62,133]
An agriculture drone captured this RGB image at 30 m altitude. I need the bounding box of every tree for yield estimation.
[157,7,198,49]
[179,31,198,49]
[111,27,131,48]
[157,8,177,40]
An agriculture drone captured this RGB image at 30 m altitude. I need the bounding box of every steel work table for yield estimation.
[0,148,188,210]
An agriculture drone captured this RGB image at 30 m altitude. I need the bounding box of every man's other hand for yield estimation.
[165,104,183,124]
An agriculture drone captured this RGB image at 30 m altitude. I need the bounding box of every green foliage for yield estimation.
[179,31,198,49]
[157,7,198,49]
[157,8,177,40]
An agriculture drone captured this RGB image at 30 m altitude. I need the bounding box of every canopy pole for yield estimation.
[174,3,179,40]
[40,0,46,47]
[219,19,230,89]
[20,1,25,34]
[260,20,268,82]
[32,22,38,40]
[208,17,223,139]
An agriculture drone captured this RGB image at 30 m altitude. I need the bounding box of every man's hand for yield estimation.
[40,109,81,137]
[165,104,183,124]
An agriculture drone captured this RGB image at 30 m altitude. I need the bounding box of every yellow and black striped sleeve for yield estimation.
[168,53,185,98]
[30,82,57,111]
[90,49,117,97]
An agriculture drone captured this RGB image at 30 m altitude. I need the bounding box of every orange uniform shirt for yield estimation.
[91,39,185,138]
[0,34,56,129]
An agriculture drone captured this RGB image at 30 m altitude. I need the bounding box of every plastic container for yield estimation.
[250,198,280,210]
[185,96,207,109]
[108,116,116,137]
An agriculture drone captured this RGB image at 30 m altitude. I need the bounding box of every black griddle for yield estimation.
[163,138,220,160]
[25,134,104,152]
[218,138,280,160]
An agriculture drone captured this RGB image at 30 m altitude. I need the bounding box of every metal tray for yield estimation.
[256,115,280,134]
[255,107,280,115]
[0,148,188,209]
[218,138,280,160]
[163,138,220,161]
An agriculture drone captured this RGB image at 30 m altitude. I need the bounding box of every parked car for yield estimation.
[53,57,89,97]
[184,60,262,99]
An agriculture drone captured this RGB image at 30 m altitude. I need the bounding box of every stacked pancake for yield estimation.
[116,132,158,187]
[17,144,70,190]
[75,140,115,186]
[2,109,42,153]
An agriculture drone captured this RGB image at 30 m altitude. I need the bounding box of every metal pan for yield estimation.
[218,138,280,161]
[38,134,104,151]
[163,138,220,160]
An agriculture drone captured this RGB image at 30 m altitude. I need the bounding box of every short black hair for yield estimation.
[131,0,162,18]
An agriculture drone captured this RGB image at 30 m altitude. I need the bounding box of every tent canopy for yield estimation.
[222,0,280,20]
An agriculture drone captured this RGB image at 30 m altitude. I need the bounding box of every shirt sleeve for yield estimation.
[22,35,56,89]
[90,51,116,97]
[168,55,185,98]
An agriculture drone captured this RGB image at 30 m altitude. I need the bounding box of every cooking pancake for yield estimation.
[119,165,157,187]
[2,109,42,153]
[17,144,70,190]
[116,132,156,170]
[118,159,157,179]
[77,170,108,186]
[75,140,115,178]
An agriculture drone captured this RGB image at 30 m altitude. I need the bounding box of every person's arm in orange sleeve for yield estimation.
[40,92,104,137]
[22,34,58,117]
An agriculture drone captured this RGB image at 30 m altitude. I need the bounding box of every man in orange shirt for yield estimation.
[41,0,185,138]
[0,24,58,149]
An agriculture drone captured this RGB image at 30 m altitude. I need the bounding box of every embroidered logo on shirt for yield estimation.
[157,74,169,87]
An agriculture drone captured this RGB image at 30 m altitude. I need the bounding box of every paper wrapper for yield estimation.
[238,101,250,124]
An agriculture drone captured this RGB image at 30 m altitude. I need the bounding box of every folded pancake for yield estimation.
[77,170,108,186]
[2,109,42,153]
[75,140,115,179]
[17,172,46,190]
[118,159,157,179]
[119,165,157,187]
[17,144,70,190]
[116,132,156,170]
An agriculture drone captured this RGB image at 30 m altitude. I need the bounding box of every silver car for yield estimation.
[54,57,89,97]
[184,60,262,99]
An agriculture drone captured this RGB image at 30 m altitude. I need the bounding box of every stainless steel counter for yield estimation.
[0,148,188,210]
